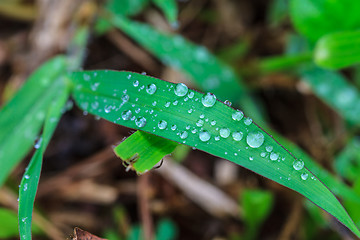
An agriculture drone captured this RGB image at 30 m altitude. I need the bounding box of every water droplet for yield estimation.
[214,136,220,141]
[83,74,90,81]
[127,74,132,79]
[133,80,139,87]
[270,152,279,161]
[293,159,304,171]
[188,109,193,113]
[173,100,178,105]
[232,111,244,121]
[135,117,147,127]
[210,120,216,126]
[122,94,129,102]
[246,131,264,148]
[191,128,197,134]
[91,102,99,109]
[22,217,27,223]
[135,108,141,114]
[34,137,42,149]
[180,131,188,139]
[201,93,216,107]
[24,175,30,179]
[91,82,100,91]
[219,128,230,138]
[199,131,211,142]
[146,84,157,95]
[244,118,253,126]
[158,120,167,129]
[104,106,112,113]
[301,172,308,180]
[196,119,204,127]
[249,156,254,161]
[265,145,273,152]
[121,110,132,120]
[224,100,232,106]
[232,131,243,141]
[174,83,188,96]
[188,92,195,98]
[23,183,28,191]
[171,125,177,131]
[152,101,157,106]
[260,152,267,157]
[165,102,171,107]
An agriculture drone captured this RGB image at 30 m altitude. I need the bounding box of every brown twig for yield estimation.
[137,173,154,240]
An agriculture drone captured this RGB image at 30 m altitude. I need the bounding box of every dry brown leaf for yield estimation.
[72,227,107,240]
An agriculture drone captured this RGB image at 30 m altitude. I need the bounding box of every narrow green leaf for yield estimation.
[290,0,360,42]
[71,70,360,237]
[0,56,68,186]
[0,208,20,238]
[151,0,178,25]
[109,15,246,102]
[334,137,360,182]
[107,0,149,17]
[114,130,178,174]
[155,218,178,240]
[300,67,360,124]
[314,31,360,69]
[18,81,69,240]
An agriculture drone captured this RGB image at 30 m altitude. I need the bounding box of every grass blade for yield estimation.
[71,70,360,237]
[151,0,178,26]
[18,83,69,240]
[0,56,68,186]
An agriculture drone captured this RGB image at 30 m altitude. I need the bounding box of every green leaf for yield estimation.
[344,177,360,227]
[241,189,273,240]
[71,70,360,237]
[151,0,178,25]
[0,208,20,238]
[314,31,360,69]
[0,56,68,187]
[155,218,178,240]
[334,137,360,182]
[107,0,149,17]
[18,80,69,240]
[300,67,360,125]
[114,130,178,174]
[289,0,360,42]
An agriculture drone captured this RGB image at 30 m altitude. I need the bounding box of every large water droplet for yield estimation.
[219,128,230,138]
[158,120,167,129]
[180,131,188,139]
[146,84,157,95]
[135,117,147,127]
[174,83,188,96]
[270,152,279,161]
[246,131,264,148]
[199,131,211,142]
[232,131,243,141]
[293,160,304,170]
[232,111,244,121]
[301,172,308,180]
[244,118,253,126]
[121,110,132,120]
[202,93,216,107]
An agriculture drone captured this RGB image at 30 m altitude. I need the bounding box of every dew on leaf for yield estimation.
[246,131,264,148]
[232,131,243,141]
[224,100,232,106]
[34,137,42,149]
[121,110,132,120]
[196,119,204,127]
[165,102,171,107]
[210,120,216,126]
[260,152,267,157]
[24,174,30,179]
[171,125,177,131]
[214,136,220,141]
[249,156,254,161]
[265,145,273,152]
[270,152,279,161]
[232,111,244,121]
[135,117,147,127]
[122,94,129,102]
[199,131,211,142]
[180,131,188,139]
[146,83,157,95]
[201,93,216,107]
[244,118,253,126]
[158,120,167,129]
[133,80,139,87]
[219,128,230,138]
[301,172,309,180]
[174,83,188,96]
[188,91,195,98]
[293,159,304,171]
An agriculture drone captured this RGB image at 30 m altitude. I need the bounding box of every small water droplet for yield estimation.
[244,118,253,126]
[23,183,28,191]
[133,80,139,87]
[173,100,178,105]
[22,217,27,223]
[232,131,243,141]
[146,84,157,95]
[171,125,177,131]
[265,145,273,152]
[260,152,267,157]
[83,74,90,81]
[293,159,304,171]
[152,101,157,106]
[104,106,112,113]
[135,117,147,127]
[224,100,232,106]
[191,128,197,134]
[270,152,279,161]
[301,172,308,180]
[202,93,216,107]
[165,102,171,107]
[24,175,30,179]
[121,110,132,120]
[91,82,100,91]
[34,137,42,149]
[249,156,254,161]
[246,131,264,148]
[188,109,193,113]
[199,131,211,142]
[196,119,204,127]
[210,120,216,126]
[200,114,205,119]
[188,92,195,98]
[174,83,188,96]
[214,136,220,141]
[219,128,230,138]
[232,111,244,121]
[127,74,132,79]
[122,94,129,102]
[158,120,167,129]
[180,131,188,139]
